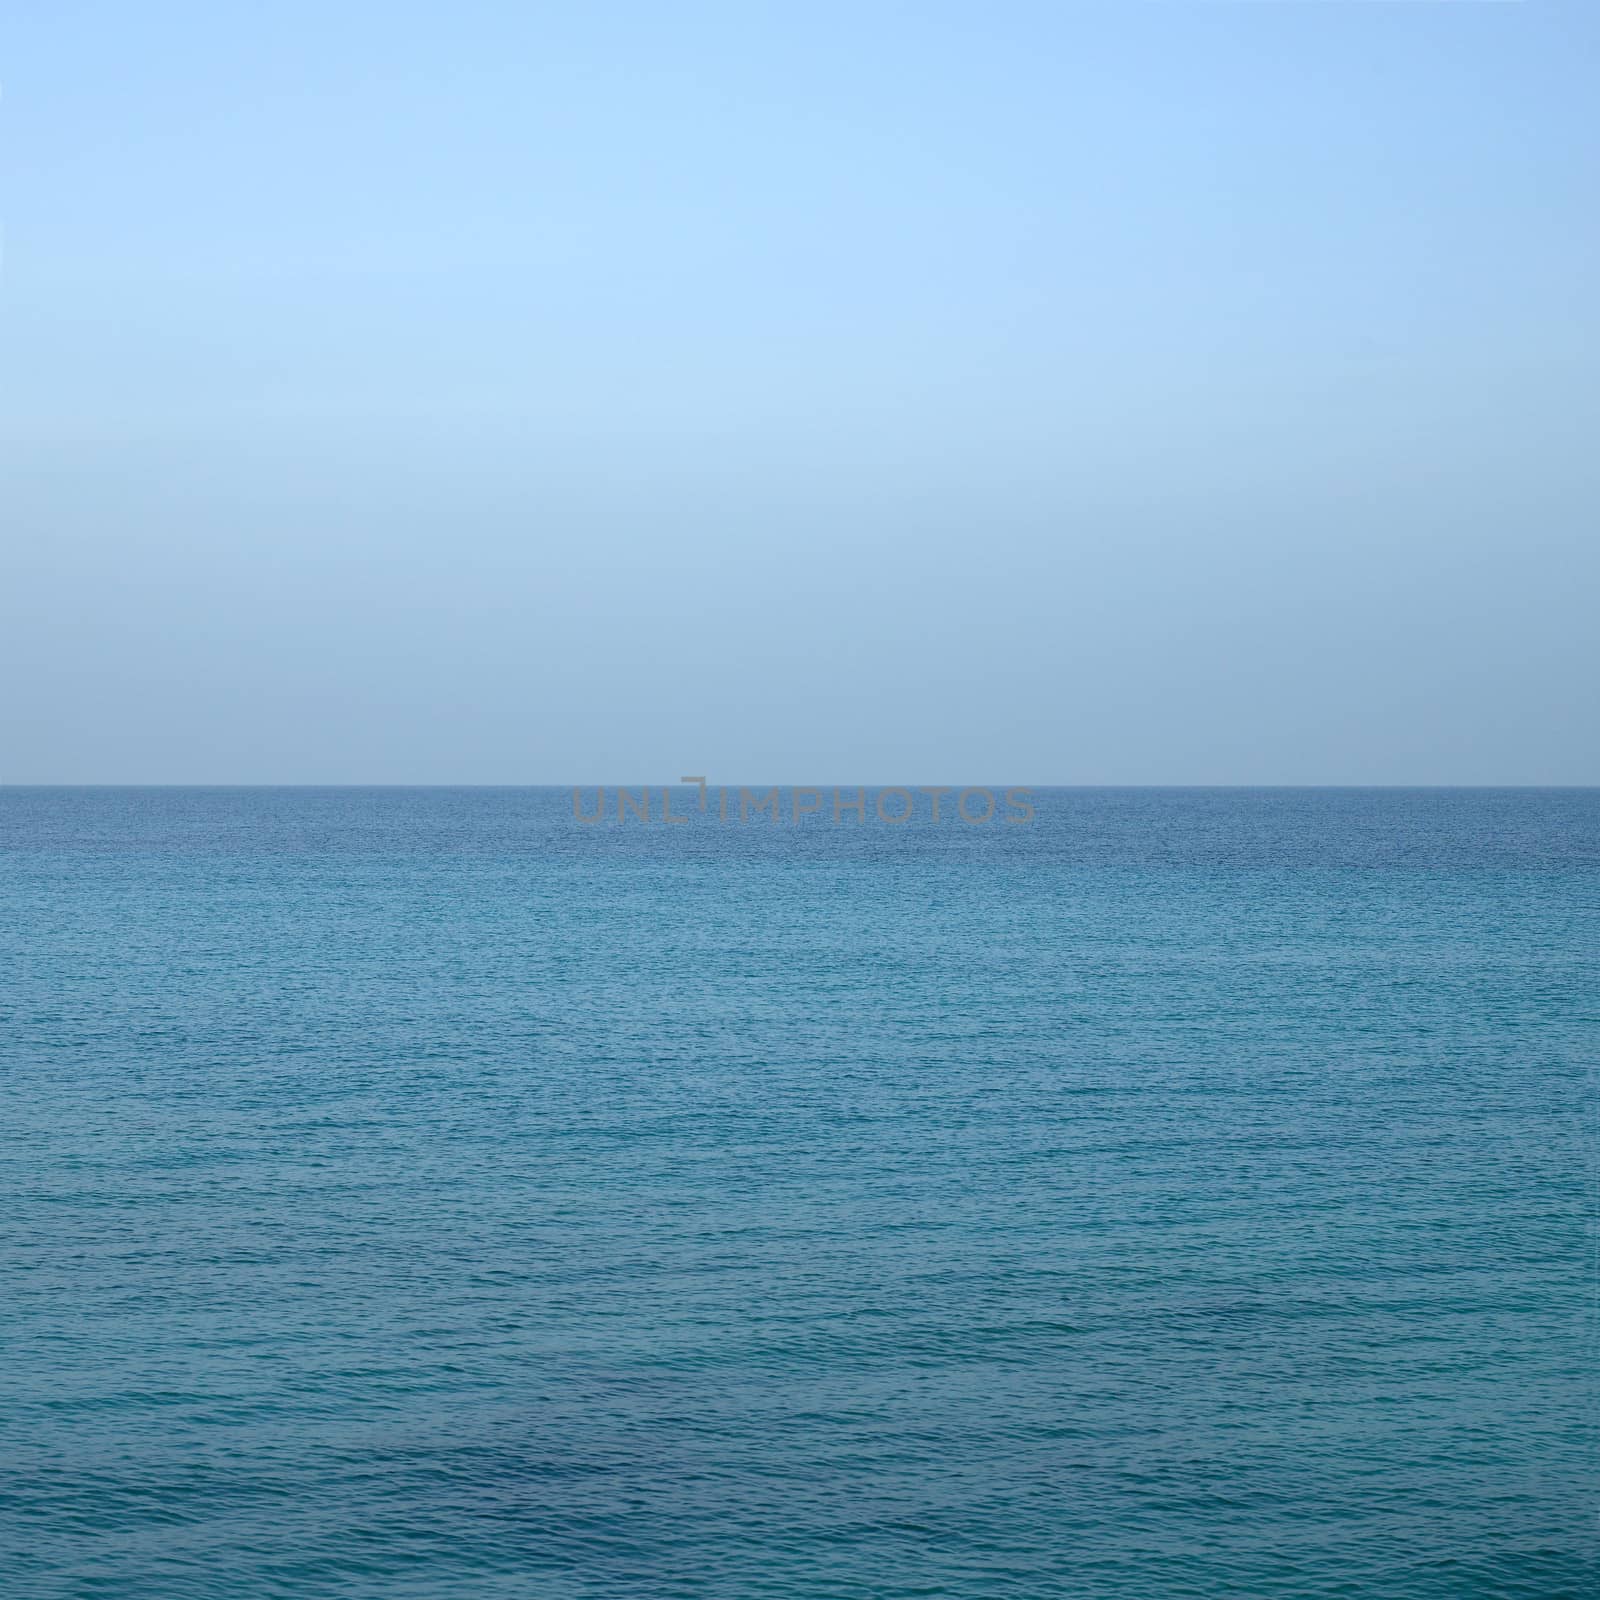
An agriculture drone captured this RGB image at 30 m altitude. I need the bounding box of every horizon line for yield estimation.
[3,783,1597,793]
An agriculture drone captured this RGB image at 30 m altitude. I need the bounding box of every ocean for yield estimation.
[1,786,1594,1598]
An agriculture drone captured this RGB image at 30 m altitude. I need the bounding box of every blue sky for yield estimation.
[3,1,1596,782]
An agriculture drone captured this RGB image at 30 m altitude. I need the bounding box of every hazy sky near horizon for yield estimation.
[2,2,1596,784]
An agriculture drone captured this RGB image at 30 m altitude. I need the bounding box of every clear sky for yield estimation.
[2,2,1595,784]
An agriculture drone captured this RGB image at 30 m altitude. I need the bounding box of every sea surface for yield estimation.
[1,787,1595,1599]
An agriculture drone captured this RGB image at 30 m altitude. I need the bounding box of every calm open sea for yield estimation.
[1,787,1595,1599]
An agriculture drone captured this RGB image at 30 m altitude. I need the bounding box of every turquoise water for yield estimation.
[2,787,1595,1599]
